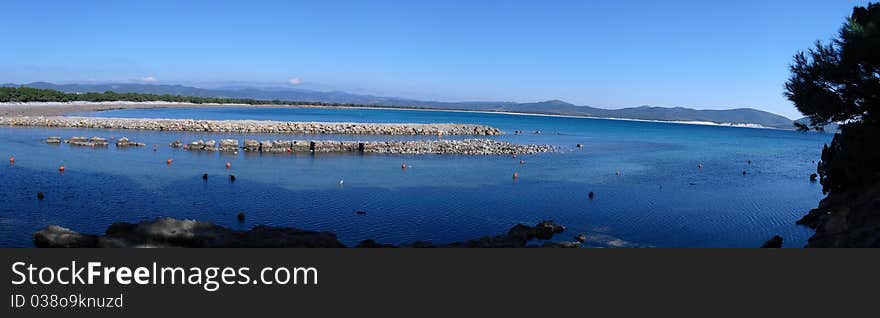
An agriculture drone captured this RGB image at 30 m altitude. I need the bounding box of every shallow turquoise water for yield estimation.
[0,107,832,247]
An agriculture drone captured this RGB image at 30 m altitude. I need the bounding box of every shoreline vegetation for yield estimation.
[1,86,780,129]
[783,3,880,247]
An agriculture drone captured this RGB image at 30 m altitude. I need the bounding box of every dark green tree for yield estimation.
[785,3,880,194]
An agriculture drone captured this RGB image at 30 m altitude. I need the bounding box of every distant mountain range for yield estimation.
[3,82,800,129]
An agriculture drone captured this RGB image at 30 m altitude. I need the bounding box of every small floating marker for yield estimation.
[520,160,525,164]
[576,144,584,148]
[153,145,158,152]
[339,179,344,185]
[742,170,747,175]
[748,160,752,165]
[236,212,245,222]
[356,210,366,215]
[202,173,208,180]
[513,153,517,159]
[229,174,236,182]
[401,163,407,169]
[513,172,519,179]
[588,191,594,199]
[225,162,231,169]
[166,159,173,165]
[697,163,703,169]
[58,165,65,172]
[9,156,14,165]
[37,192,45,200]
[615,170,621,176]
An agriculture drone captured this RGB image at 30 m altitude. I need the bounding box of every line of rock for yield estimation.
[46,136,146,147]
[2,116,502,135]
[173,138,551,155]
[33,217,581,248]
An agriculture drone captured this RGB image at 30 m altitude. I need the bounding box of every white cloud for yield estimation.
[142,76,157,82]
[288,78,302,85]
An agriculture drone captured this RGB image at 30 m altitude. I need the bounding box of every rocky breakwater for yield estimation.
[0,116,503,136]
[233,138,549,155]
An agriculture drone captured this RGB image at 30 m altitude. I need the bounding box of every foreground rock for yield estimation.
[35,218,573,248]
[35,218,345,248]
[366,220,570,248]
[760,235,783,248]
[2,116,502,136]
[797,181,880,247]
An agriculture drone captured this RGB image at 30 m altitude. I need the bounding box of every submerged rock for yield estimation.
[760,235,783,248]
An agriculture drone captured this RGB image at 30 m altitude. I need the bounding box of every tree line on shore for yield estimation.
[0,86,383,108]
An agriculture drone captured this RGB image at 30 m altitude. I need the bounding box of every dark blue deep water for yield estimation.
[0,107,833,247]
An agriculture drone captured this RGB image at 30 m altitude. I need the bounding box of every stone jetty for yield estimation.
[1,116,502,136]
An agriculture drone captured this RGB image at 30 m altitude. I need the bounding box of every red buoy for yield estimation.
[226,162,231,169]
[58,165,65,172]
[513,172,519,179]
[8,156,14,165]
[166,159,173,165]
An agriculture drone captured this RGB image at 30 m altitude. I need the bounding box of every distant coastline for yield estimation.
[0,101,780,130]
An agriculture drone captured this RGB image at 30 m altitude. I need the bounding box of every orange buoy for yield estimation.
[225,162,231,169]
[58,165,65,172]
[513,172,519,179]
[8,156,14,164]
[166,159,173,165]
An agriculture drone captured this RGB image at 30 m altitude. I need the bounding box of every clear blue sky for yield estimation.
[0,0,869,118]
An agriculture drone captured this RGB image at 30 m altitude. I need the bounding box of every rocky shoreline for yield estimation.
[34,218,581,248]
[796,181,880,247]
[174,138,550,155]
[1,116,502,136]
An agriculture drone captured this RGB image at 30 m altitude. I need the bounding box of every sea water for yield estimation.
[0,107,832,247]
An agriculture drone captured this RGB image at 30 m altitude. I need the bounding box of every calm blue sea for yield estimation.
[0,107,832,247]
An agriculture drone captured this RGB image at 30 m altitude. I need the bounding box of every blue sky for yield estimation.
[0,0,869,118]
